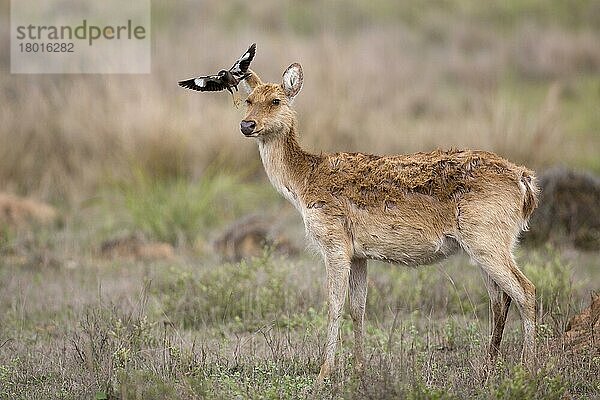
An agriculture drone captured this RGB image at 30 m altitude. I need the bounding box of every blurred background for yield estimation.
[0,1,599,398]
[1,0,600,201]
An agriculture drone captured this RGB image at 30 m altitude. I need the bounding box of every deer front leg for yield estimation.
[349,258,367,373]
[317,252,351,382]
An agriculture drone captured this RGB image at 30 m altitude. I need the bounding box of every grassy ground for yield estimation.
[0,192,599,399]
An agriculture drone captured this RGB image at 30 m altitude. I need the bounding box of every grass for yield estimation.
[155,251,296,328]
[116,169,278,246]
[0,202,598,398]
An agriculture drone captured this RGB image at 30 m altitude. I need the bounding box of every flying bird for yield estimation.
[178,43,256,105]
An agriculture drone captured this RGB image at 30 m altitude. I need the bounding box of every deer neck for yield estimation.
[257,122,310,211]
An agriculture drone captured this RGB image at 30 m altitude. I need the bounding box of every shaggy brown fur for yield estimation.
[238,64,539,382]
[300,148,536,214]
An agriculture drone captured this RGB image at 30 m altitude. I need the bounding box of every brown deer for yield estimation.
[238,63,539,381]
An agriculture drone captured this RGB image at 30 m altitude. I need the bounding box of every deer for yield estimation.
[237,62,539,381]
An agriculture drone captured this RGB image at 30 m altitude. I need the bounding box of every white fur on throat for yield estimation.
[257,138,304,214]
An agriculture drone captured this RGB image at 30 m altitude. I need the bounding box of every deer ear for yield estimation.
[240,69,263,94]
[282,63,303,100]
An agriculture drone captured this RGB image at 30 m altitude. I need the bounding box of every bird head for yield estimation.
[240,63,303,138]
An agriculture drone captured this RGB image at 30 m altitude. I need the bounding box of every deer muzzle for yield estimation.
[240,120,257,136]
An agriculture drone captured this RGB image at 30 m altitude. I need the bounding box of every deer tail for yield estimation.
[519,169,539,223]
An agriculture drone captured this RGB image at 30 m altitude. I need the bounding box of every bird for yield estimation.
[178,43,256,106]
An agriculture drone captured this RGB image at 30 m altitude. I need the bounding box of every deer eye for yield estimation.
[245,99,252,105]
[271,98,280,105]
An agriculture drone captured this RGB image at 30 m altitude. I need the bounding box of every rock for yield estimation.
[0,192,57,229]
[560,293,600,353]
[137,242,176,260]
[526,167,600,250]
[213,214,298,262]
[100,234,175,261]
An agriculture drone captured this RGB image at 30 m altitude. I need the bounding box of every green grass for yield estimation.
[155,250,295,329]
[0,176,598,398]
[116,169,278,245]
[0,238,598,399]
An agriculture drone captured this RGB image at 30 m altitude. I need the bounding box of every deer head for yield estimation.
[240,63,303,138]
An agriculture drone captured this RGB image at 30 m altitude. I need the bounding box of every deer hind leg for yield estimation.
[466,247,536,368]
[348,258,367,373]
[509,258,536,368]
[457,186,536,368]
[317,250,351,382]
[482,271,512,361]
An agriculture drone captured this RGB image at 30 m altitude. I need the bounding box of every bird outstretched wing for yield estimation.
[178,75,226,92]
[229,43,256,80]
[178,43,256,96]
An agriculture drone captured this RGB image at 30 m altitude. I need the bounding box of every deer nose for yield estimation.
[240,120,256,136]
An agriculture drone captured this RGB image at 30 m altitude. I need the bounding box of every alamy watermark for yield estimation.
[11,0,151,74]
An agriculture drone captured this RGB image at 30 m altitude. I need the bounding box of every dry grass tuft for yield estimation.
[513,26,600,80]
